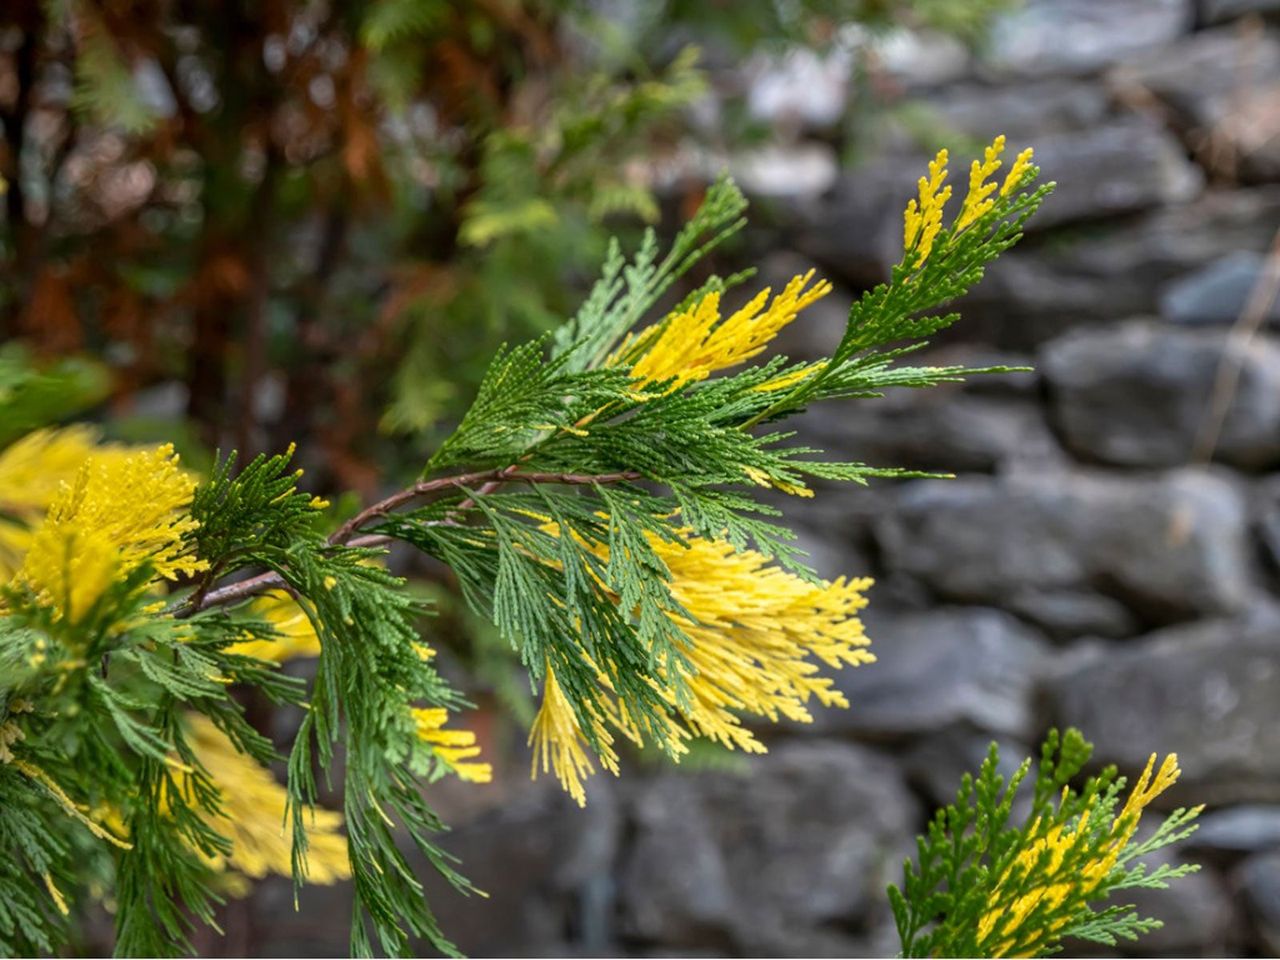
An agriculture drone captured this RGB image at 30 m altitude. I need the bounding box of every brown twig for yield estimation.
[327,466,515,545]
[185,466,640,614]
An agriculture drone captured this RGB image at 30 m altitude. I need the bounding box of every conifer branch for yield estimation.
[188,466,641,613]
[11,140,1198,960]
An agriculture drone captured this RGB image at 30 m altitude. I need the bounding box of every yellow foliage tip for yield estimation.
[955,135,1005,232]
[185,715,349,884]
[752,360,826,394]
[1002,146,1035,197]
[0,426,116,515]
[903,148,951,262]
[13,759,133,849]
[14,443,207,622]
[742,466,813,498]
[42,872,70,916]
[0,720,25,763]
[527,531,874,805]
[228,591,322,663]
[1113,752,1180,844]
[413,707,493,784]
[903,136,1036,264]
[612,271,832,391]
[529,665,619,807]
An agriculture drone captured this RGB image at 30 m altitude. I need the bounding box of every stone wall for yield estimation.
[242,1,1280,955]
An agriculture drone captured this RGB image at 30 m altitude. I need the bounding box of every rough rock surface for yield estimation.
[812,606,1051,738]
[1205,0,1280,20]
[1112,25,1280,181]
[1020,120,1203,230]
[1240,852,1280,955]
[1044,613,1280,804]
[1256,475,1280,580]
[1041,321,1280,469]
[1203,0,1280,20]
[986,0,1191,76]
[796,120,1205,287]
[418,782,623,957]
[1189,805,1280,853]
[876,470,1254,631]
[925,79,1111,142]
[795,389,1062,474]
[900,727,1032,808]
[732,142,840,201]
[1160,251,1280,327]
[618,742,918,956]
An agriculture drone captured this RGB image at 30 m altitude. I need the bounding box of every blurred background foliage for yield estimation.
[0,0,1010,496]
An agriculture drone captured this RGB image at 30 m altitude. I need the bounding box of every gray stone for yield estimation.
[940,345,1041,396]
[813,607,1052,738]
[417,781,623,957]
[1257,475,1280,576]
[793,524,875,587]
[1045,613,1280,805]
[778,479,899,555]
[1110,25,1280,181]
[731,141,840,201]
[1189,805,1280,852]
[1240,851,1280,954]
[1111,25,1280,128]
[1003,588,1141,641]
[923,79,1112,143]
[622,780,737,952]
[241,779,623,957]
[794,388,1062,475]
[238,877,351,957]
[950,187,1280,349]
[1221,95,1280,183]
[1041,320,1280,469]
[875,28,971,89]
[1023,120,1203,231]
[618,741,918,955]
[877,470,1254,630]
[128,380,189,420]
[866,81,1105,162]
[745,46,853,132]
[986,0,1192,77]
[1161,251,1280,327]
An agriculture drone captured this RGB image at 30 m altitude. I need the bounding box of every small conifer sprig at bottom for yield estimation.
[890,729,1203,958]
[0,135,1203,959]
